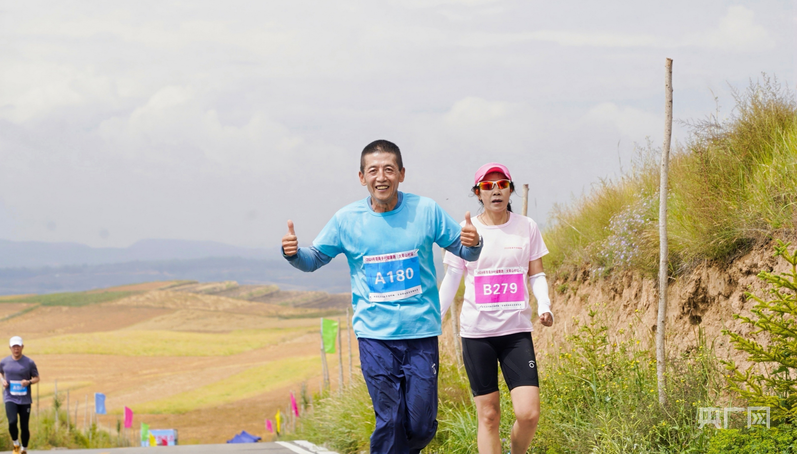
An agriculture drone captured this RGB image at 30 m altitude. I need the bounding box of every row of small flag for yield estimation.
[95,393,136,428]
[95,393,174,445]
[265,391,300,435]
[96,389,305,439]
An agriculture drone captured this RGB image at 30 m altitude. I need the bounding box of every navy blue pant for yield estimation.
[359,337,439,454]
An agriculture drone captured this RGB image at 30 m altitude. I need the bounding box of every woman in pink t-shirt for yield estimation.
[440,162,553,454]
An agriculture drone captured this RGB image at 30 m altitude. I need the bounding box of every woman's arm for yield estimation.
[439,267,464,318]
[528,258,553,326]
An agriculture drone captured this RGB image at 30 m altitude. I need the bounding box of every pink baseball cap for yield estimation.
[473,162,512,186]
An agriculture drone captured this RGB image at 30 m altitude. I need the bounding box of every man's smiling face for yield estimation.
[359,151,405,212]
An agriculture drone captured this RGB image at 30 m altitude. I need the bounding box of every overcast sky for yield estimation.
[1,1,794,249]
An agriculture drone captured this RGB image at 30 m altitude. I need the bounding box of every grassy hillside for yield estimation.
[544,77,797,277]
[0,282,354,446]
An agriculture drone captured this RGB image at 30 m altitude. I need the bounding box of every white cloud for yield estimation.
[685,5,774,52]
[0,1,791,248]
[586,103,661,142]
[443,97,514,126]
[393,0,502,7]
[0,63,118,123]
[474,6,772,52]
[96,85,306,172]
[526,31,666,48]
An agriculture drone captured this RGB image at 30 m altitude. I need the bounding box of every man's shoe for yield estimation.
[12,445,20,454]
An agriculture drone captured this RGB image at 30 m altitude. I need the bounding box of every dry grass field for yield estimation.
[0,282,358,444]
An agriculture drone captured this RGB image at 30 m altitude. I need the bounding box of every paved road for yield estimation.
[2,441,336,454]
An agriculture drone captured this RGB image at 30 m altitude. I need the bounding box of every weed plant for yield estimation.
[722,240,797,423]
[0,397,131,450]
[530,308,722,453]
[291,377,375,453]
[545,77,797,277]
[706,424,797,453]
[292,352,471,454]
[298,310,723,453]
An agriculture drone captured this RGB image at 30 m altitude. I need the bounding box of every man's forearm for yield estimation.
[284,246,333,272]
[444,236,483,262]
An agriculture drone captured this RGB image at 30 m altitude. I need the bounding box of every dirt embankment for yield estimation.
[532,236,796,366]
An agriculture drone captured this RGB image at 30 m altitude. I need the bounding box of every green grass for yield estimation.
[1,291,137,307]
[526,308,721,453]
[26,328,310,356]
[295,309,724,454]
[0,398,133,450]
[135,355,319,414]
[544,77,797,277]
[292,351,472,453]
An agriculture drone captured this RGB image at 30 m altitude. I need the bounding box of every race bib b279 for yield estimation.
[364,250,422,302]
[474,267,526,311]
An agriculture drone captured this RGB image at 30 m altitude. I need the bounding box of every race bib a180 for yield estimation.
[364,250,422,302]
[474,267,526,311]
[9,381,27,396]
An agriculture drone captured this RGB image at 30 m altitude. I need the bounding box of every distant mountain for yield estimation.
[0,238,446,296]
[0,238,272,268]
[0,256,352,295]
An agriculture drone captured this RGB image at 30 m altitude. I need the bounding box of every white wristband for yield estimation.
[528,272,553,320]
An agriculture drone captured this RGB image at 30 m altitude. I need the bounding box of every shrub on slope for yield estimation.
[545,77,797,277]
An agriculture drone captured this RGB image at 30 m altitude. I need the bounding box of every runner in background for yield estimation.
[1,336,40,454]
[281,139,482,454]
[439,162,553,454]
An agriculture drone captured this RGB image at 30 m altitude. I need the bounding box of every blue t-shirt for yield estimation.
[313,192,462,340]
[0,355,38,405]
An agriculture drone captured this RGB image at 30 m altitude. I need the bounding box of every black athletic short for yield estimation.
[462,331,539,396]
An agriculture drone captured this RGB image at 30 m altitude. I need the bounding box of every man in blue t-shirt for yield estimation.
[282,139,482,454]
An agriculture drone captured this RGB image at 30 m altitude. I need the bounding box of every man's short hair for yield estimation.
[360,140,404,173]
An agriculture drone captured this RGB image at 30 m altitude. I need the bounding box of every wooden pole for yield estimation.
[337,317,344,393]
[521,183,529,216]
[66,390,70,431]
[346,307,353,384]
[301,381,308,412]
[88,394,93,442]
[54,380,58,432]
[319,319,330,391]
[84,395,88,430]
[36,382,39,417]
[75,400,79,432]
[657,57,674,407]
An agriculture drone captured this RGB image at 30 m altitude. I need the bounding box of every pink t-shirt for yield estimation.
[444,212,548,338]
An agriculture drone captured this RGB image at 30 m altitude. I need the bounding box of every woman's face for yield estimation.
[476,171,512,214]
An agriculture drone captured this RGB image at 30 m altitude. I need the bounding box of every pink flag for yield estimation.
[290,391,299,417]
[266,419,273,433]
[124,407,133,429]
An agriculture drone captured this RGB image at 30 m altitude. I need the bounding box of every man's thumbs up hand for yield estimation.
[282,220,299,256]
[461,211,480,247]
